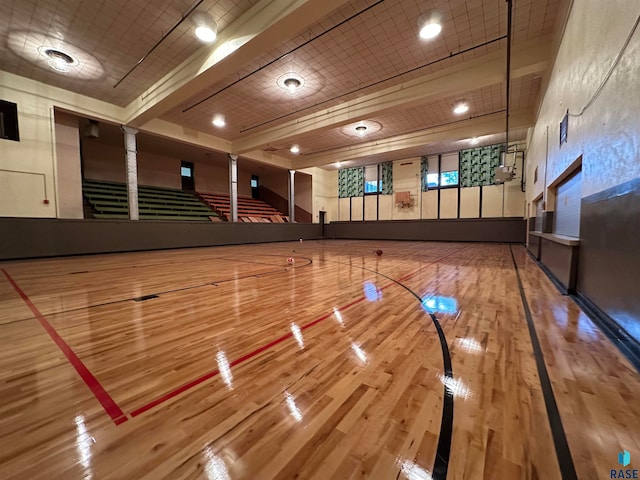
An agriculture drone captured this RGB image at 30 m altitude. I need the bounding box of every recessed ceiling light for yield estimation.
[277,73,305,95]
[11,34,102,79]
[44,49,74,72]
[290,144,300,154]
[418,10,443,40]
[355,125,368,137]
[453,102,469,115]
[284,77,301,94]
[212,114,225,127]
[335,162,342,168]
[192,12,218,43]
[470,137,480,145]
[37,46,79,73]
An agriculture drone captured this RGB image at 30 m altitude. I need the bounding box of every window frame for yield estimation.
[423,155,459,190]
[363,164,381,195]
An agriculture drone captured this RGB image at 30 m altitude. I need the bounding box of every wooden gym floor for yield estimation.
[0,240,638,480]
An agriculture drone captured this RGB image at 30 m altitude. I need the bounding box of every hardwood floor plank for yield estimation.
[0,241,638,479]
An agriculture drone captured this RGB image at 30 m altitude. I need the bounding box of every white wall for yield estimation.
[526,0,640,205]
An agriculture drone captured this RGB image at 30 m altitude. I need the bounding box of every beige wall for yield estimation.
[0,79,57,217]
[351,196,364,221]
[421,191,438,219]
[83,140,183,189]
[338,197,350,221]
[195,162,230,194]
[0,71,124,218]
[392,159,420,219]
[526,0,640,205]
[54,112,83,218]
[332,151,526,221]
[439,188,458,219]
[299,167,338,223]
[295,172,312,214]
[460,187,480,218]
[378,195,393,220]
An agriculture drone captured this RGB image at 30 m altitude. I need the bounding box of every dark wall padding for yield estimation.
[578,177,640,346]
[539,238,579,292]
[0,218,322,260]
[326,218,526,243]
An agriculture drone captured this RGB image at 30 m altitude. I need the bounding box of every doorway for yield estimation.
[251,175,260,199]
[181,161,194,191]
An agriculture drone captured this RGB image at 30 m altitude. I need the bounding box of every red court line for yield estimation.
[2,269,128,426]
[130,296,368,418]
[130,247,465,418]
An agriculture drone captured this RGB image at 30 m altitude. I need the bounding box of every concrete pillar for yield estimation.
[228,154,238,222]
[288,169,296,222]
[121,126,139,220]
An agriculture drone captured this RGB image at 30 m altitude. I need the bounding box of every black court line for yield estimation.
[1,256,313,324]
[509,245,578,480]
[323,255,459,480]
[524,249,640,374]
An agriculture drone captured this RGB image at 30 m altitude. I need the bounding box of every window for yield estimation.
[423,155,458,189]
[364,165,380,194]
[426,173,439,188]
[0,100,19,142]
[440,170,459,186]
[424,156,439,189]
[250,178,258,188]
[180,166,192,177]
[439,154,459,188]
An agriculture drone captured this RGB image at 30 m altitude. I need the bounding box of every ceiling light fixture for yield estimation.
[212,114,225,127]
[277,72,305,95]
[355,125,368,137]
[470,137,479,145]
[418,10,443,40]
[44,49,74,72]
[284,77,302,94]
[453,102,469,115]
[192,12,218,43]
[290,144,300,154]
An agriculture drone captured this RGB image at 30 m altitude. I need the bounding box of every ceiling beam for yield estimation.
[124,0,351,127]
[293,109,535,169]
[139,119,292,169]
[232,37,551,154]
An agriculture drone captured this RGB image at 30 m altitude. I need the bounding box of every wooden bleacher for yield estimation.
[83,180,219,221]
[198,192,288,223]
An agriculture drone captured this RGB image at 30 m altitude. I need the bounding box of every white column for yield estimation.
[288,169,296,222]
[121,126,139,220]
[228,154,238,222]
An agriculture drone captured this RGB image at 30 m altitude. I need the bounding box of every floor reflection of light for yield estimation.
[75,415,94,480]
[203,446,231,480]
[333,308,344,326]
[396,457,433,480]
[456,337,483,353]
[440,375,473,400]
[291,323,305,349]
[285,392,303,422]
[421,295,458,314]
[351,342,367,363]
[216,351,233,389]
[364,282,382,302]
